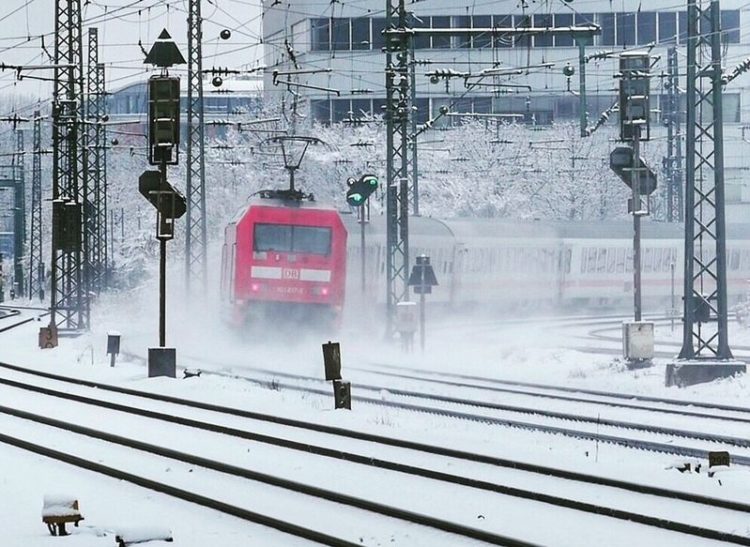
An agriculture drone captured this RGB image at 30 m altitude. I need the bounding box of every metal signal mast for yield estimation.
[663,46,683,223]
[384,0,411,336]
[13,129,25,297]
[29,111,43,301]
[679,0,732,361]
[85,27,108,294]
[186,0,207,291]
[51,0,88,331]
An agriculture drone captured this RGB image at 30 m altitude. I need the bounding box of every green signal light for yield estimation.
[346,173,378,206]
[347,193,364,205]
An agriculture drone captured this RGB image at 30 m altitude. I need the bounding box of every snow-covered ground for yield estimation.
[2,274,750,545]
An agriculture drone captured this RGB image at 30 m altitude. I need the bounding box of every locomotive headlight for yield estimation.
[251,283,264,292]
[312,286,330,296]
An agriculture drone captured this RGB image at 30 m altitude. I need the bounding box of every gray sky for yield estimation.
[0,0,263,114]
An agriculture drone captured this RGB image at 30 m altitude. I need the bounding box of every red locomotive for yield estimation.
[221,190,348,329]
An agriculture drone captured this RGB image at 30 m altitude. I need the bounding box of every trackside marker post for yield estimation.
[407,255,438,351]
[322,341,351,409]
[107,332,121,367]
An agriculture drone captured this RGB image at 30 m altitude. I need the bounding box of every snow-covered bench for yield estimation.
[115,526,173,546]
[41,495,84,536]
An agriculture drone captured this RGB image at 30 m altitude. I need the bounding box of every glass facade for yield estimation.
[309,10,740,51]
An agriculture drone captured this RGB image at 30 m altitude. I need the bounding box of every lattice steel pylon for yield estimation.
[85,27,107,294]
[384,0,411,335]
[13,128,25,297]
[51,0,87,330]
[678,0,732,359]
[664,46,684,223]
[408,37,418,216]
[186,0,207,290]
[29,111,43,300]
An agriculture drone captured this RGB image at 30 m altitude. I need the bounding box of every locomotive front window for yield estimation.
[254,224,292,252]
[254,224,332,256]
[293,226,332,255]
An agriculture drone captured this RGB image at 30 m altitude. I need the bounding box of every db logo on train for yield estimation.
[282,268,300,280]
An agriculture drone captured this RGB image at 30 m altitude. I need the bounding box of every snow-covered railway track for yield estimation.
[0,306,48,332]
[0,371,535,546]
[2,362,750,545]
[0,428,359,546]
[177,361,750,460]
[355,363,750,425]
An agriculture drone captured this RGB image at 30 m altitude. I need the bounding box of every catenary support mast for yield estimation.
[85,27,107,294]
[29,111,43,300]
[186,0,207,291]
[679,0,732,359]
[13,129,25,297]
[51,0,88,330]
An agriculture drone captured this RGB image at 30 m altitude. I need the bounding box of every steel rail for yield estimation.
[1,361,750,516]
[0,403,533,547]
[1,375,750,544]
[364,361,750,415]
[3,360,750,465]
[170,364,750,450]
[0,430,361,547]
[350,366,750,425]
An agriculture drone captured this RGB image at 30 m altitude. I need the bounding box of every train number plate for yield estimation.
[282,268,300,280]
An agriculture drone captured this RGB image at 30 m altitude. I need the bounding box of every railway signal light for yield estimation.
[346,174,379,207]
[139,170,187,221]
[148,76,181,165]
[609,147,657,195]
[618,53,650,142]
[52,200,82,252]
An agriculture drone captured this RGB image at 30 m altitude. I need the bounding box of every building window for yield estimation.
[514,14,532,48]
[554,13,574,47]
[638,12,656,44]
[724,93,741,123]
[350,98,371,118]
[534,14,553,47]
[494,14,513,48]
[600,13,615,45]
[721,10,740,44]
[678,11,688,44]
[332,18,350,51]
[472,15,491,48]
[658,12,677,43]
[454,16,471,48]
[311,99,331,124]
[431,16,451,48]
[616,12,636,46]
[332,99,351,123]
[351,18,370,50]
[311,19,329,51]
[474,97,492,113]
[413,15,429,49]
[414,97,430,124]
[371,18,386,50]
